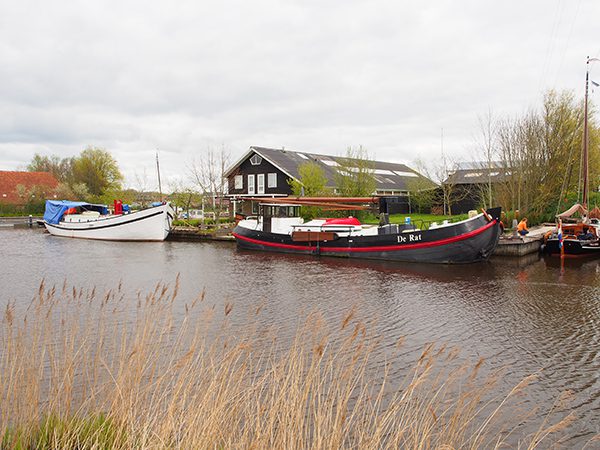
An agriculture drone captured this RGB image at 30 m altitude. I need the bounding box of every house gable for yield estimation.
[227,151,293,196]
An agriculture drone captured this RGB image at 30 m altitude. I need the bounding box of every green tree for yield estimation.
[27,154,73,183]
[288,162,329,219]
[71,147,123,198]
[169,183,203,219]
[53,182,90,201]
[488,89,598,221]
[289,162,329,196]
[406,160,438,213]
[53,182,75,200]
[71,183,90,201]
[334,146,376,197]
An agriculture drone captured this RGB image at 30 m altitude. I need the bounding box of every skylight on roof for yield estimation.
[374,169,396,176]
[298,153,309,160]
[321,159,339,167]
[393,171,418,177]
[464,172,483,178]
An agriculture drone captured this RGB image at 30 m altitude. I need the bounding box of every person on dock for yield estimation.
[517,218,529,236]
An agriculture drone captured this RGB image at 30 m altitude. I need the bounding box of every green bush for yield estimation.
[0,202,45,216]
[172,219,201,227]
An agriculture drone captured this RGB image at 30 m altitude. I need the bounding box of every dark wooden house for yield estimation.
[224,146,435,214]
[442,162,509,214]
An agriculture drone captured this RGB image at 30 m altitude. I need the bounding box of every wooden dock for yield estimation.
[0,216,42,228]
[494,225,554,256]
[167,226,235,242]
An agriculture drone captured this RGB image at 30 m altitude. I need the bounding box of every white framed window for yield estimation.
[257,174,265,194]
[248,174,255,195]
[234,175,243,189]
[250,154,262,165]
[268,173,277,188]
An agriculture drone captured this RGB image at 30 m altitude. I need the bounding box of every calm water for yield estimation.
[1,228,600,445]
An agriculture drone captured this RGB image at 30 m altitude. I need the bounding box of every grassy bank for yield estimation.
[1,279,577,449]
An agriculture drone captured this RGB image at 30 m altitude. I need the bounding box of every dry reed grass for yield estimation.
[0,278,579,449]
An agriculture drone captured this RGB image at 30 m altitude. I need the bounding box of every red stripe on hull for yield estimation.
[233,220,497,253]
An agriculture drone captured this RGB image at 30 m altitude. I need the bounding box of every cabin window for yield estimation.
[268,173,277,188]
[257,174,265,194]
[248,174,255,195]
[250,154,262,166]
[234,175,243,189]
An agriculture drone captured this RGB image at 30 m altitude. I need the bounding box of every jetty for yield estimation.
[494,225,554,256]
[168,225,235,242]
[0,216,41,228]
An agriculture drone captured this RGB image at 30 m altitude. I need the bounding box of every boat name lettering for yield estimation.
[397,233,422,243]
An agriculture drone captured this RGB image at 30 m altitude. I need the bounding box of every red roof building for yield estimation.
[0,171,59,205]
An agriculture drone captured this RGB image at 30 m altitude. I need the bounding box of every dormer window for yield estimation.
[250,154,263,166]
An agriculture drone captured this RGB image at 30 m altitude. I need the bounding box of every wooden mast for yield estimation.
[156,150,163,202]
[583,57,590,210]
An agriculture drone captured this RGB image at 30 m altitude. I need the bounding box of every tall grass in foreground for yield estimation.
[0,279,583,449]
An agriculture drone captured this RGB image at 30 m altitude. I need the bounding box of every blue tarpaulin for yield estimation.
[43,200,108,224]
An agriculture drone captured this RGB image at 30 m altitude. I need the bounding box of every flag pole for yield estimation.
[559,218,564,258]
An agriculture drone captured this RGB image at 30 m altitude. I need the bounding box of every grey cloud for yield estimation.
[0,0,597,183]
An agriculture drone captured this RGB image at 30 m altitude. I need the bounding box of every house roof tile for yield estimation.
[0,171,59,204]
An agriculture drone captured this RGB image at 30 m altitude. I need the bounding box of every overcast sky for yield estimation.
[1,0,598,189]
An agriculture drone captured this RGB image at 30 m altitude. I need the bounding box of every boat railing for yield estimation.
[290,224,360,234]
[412,220,445,231]
[416,216,468,231]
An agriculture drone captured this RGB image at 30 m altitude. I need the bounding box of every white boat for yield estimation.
[43,200,174,241]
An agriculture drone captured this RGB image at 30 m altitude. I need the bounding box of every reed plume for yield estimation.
[0,279,583,449]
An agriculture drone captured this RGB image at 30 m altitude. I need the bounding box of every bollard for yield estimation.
[29,215,32,228]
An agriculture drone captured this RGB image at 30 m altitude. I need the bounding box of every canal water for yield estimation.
[1,228,600,445]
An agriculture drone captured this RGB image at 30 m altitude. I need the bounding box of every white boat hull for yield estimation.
[44,204,174,241]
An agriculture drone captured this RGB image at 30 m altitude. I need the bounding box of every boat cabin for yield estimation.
[237,203,304,234]
[259,203,302,233]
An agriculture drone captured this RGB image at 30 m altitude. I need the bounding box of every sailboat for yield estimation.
[544,57,600,256]
[43,200,174,241]
[43,151,174,241]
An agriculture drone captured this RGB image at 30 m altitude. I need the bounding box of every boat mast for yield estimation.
[156,150,163,201]
[583,57,590,210]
